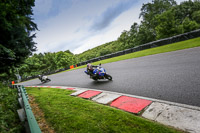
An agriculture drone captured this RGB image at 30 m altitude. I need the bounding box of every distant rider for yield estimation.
[38,74,50,82]
[38,74,43,81]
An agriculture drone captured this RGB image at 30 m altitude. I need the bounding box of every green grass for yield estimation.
[0,84,23,133]
[26,87,182,133]
[68,37,200,70]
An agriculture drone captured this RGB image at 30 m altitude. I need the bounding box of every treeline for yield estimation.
[77,0,200,62]
[18,50,78,78]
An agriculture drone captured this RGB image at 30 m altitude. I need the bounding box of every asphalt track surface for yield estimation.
[20,47,200,107]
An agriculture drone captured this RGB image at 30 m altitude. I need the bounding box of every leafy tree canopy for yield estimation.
[0,0,37,75]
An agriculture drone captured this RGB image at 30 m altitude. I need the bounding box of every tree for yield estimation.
[135,24,156,45]
[44,52,57,72]
[117,30,129,50]
[126,23,139,48]
[139,0,177,41]
[99,48,112,56]
[182,17,200,33]
[0,0,37,75]
[56,51,76,69]
[155,10,182,39]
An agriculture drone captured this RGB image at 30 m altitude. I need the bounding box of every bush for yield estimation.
[0,83,23,132]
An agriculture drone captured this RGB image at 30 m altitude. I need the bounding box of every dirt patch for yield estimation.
[28,95,55,133]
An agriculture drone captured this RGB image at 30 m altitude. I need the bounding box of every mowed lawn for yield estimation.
[26,87,183,133]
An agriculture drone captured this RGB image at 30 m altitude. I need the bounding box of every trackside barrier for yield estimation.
[15,85,41,133]
[20,29,200,82]
[78,29,200,66]
[70,65,74,69]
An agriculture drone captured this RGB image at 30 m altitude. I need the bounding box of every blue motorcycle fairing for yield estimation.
[93,67,106,76]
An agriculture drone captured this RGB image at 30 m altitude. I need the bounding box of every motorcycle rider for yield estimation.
[85,63,112,81]
[86,63,99,78]
[38,74,50,82]
[38,74,43,81]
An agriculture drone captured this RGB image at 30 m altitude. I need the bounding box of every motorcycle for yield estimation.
[84,64,112,81]
[38,75,51,83]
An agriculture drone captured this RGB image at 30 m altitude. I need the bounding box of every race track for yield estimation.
[20,47,200,107]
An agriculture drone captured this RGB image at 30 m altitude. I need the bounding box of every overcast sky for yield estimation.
[33,0,185,54]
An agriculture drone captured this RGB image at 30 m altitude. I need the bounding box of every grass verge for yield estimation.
[0,84,23,132]
[68,37,200,71]
[26,87,183,133]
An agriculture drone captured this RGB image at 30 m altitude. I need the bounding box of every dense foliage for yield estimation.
[19,50,77,78]
[0,0,37,81]
[0,83,23,132]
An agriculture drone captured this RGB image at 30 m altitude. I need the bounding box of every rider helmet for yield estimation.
[87,63,93,70]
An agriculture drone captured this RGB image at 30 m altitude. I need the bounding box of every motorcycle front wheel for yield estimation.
[105,74,112,81]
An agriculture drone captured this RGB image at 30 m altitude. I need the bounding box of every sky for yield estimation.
[32,0,185,54]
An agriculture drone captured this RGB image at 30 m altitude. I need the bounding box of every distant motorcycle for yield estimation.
[38,75,51,83]
[84,64,112,81]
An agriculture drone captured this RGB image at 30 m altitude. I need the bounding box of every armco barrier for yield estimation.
[15,85,42,133]
[20,29,200,82]
[78,29,200,65]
